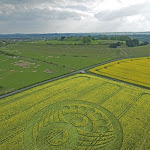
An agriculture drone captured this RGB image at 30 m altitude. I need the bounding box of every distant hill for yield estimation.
[0,32,150,42]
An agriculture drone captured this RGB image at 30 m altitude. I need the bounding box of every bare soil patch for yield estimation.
[14,60,35,68]
[43,69,53,74]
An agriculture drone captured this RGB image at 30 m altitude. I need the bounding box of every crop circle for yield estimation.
[47,128,68,146]
[71,114,88,127]
[23,100,123,150]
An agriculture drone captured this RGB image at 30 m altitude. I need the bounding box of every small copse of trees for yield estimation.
[126,39,139,47]
[126,39,149,47]
[99,36,131,41]
[60,36,65,41]
[109,42,122,48]
[140,41,149,46]
[110,36,131,41]
[82,36,91,44]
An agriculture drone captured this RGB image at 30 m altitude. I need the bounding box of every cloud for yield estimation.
[0,1,85,21]
[0,0,150,33]
[0,8,82,21]
[66,5,88,11]
[94,3,150,21]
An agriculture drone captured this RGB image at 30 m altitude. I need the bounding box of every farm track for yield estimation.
[0,81,122,146]
[0,81,119,143]
[79,93,150,150]
[1,52,150,99]
[137,127,150,150]
[78,86,123,149]
[0,128,23,145]
[0,57,125,99]
[0,76,90,106]
[0,73,150,149]
[88,71,150,91]
[117,93,147,119]
[0,76,91,122]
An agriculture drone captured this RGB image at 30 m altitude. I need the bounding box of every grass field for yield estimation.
[0,54,70,95]
[0,41,122,95]
[0,74,150,150]
[90,56,150,88]
[1,41,150,95]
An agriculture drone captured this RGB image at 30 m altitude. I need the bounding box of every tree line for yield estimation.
[59,35,149,46]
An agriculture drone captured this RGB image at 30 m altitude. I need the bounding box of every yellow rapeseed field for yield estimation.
[0,74,150,150]
[90,57,150,88]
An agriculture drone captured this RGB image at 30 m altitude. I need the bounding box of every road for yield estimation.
[0,57,124,99]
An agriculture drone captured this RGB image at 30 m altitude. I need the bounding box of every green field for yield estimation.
[0,53,70,95]
[0,74,150,150]
[0,40,150,95]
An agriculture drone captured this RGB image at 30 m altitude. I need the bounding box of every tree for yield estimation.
[92,37,95,40]
[82,37,91,44]
[116,42,122,46]
[109,42,123,48]
[88,35,91,39]
[140,41,149,46]
[133,39,139,46]
[118,36,131,41]
[126,39,139,47]
[110,36,131,41]
[99,36,109,40]
[126,40,133,47]
[60,36,65,41]
[109,43,117,48]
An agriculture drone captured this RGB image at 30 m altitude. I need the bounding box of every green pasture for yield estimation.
[0,54,70,95]
[26,39,124,45]
[0,40,150,95]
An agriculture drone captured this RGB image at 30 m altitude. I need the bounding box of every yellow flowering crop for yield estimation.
[90,57,150,88]
[0,74,150,150]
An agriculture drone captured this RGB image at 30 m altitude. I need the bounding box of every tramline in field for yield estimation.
[90,56,150,88]
[0,74,150,150]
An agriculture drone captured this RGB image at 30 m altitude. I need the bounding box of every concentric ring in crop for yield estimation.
[23,100,123,150]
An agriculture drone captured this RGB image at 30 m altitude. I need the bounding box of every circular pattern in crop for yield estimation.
[23,100,123,150]
[47,128,68,146]
[71,114,88,127]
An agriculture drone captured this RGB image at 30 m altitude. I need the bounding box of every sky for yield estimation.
[0,0,150,33]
